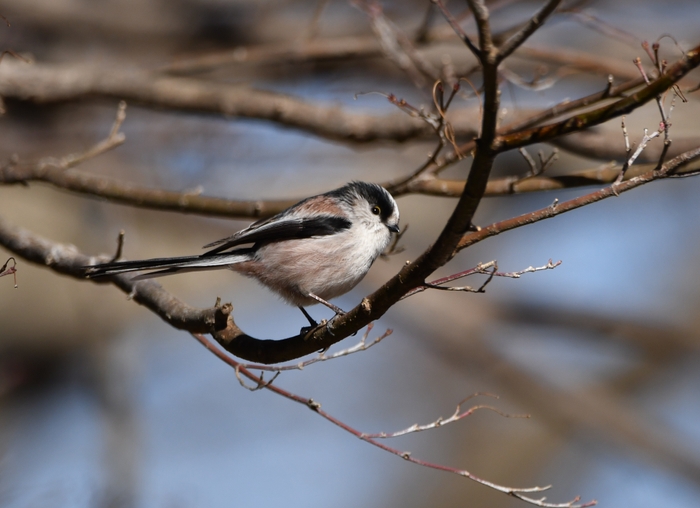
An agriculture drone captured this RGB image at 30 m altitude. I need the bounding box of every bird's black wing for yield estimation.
[203,216,351,254]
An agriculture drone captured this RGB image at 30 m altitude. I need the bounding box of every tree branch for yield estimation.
[0,60,448,143]
[0,158,297,219]
[497,0,562,63]
[192,332,596,508]
[496,43,700,151]
[456,146,700,252]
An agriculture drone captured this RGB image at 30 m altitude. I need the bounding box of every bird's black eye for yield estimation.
[371,205,381,216]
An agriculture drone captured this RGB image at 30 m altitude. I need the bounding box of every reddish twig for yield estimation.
[361,393,528,439]
[402,259,561,299]
[191,332,596,508]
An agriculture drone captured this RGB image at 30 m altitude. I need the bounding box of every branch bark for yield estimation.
[0,60,458,143]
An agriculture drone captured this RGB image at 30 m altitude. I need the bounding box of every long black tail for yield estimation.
[84,250,252,280]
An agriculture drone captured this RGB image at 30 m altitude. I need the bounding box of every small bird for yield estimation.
[85,181,400,325]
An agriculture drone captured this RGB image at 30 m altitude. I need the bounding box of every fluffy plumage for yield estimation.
[84,182,400,310]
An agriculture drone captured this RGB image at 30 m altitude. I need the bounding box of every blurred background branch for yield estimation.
[1,1,700,508]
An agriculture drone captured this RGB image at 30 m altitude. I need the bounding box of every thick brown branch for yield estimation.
[305,43,700,351]
[0,214,380,363]
[499,76,647,136]
[466,0,493,60]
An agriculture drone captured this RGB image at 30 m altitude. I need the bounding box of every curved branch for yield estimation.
[0,214,377,364]
[308,43,700,353]
[0,216,231,334]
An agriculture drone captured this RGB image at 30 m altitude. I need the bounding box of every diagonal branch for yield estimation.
[0,216,232,334]
[432,0,481,57]
[456,146,700,253]
[356,0,440,89]
[496,43,700,152]
[192,332,596,508]
[4,145,697,365]
[497,0,562,63]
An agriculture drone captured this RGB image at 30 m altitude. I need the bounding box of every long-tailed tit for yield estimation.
[85,181,400,325]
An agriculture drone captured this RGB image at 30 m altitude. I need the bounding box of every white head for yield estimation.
[333,181,399,226]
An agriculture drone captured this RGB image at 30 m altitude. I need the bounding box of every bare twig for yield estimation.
[191,332,596,508]
[0,256,17,288]
[423,261,498,293]
[111,230,126,262]
[0,49,30,65]
[560,9,640,49]
[305,0,329,40]
[432,0,481,57]
[457,147,700,253]
[615,127,660,184]
[497,0,562,63]
[362,393,529,439]
[355,0,440,89]
[236,324,392,373]
[494,42,700,152]
[402,259,561,300]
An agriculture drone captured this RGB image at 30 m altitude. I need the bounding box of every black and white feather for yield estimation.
[84,182,400,310]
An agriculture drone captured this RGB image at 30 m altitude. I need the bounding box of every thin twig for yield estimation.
[362,393,529,439]
[432,0,480,57]
[111,230,126,262]
[356,0,440,90]
[497,0,563,63]
[236,324,392,373]
[615,127,660,184]
[457,147,700,253]
[191,332,595,508]
[0,256,18,288]
[402,260,561,300]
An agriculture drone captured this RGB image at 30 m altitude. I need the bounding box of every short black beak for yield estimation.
[388,223,400,234]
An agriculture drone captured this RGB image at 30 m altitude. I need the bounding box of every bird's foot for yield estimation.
[302,319,328,340]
